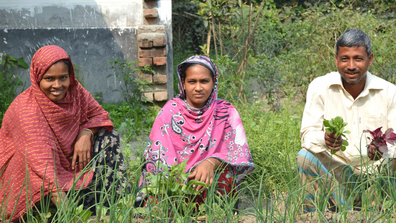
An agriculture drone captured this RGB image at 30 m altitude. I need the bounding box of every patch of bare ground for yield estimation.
[236,192,395,223]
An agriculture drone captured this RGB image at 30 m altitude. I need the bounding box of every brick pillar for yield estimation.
[138,0,168,102]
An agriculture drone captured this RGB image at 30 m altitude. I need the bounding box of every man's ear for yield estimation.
[368,53,374,66]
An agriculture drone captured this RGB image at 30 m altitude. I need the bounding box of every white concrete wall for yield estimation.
[157,0,171,24]
[0,0,143,28]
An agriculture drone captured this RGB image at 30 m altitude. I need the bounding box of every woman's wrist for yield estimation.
[82,128,94,141]
[206,158,221,170]
[80,127,100,140]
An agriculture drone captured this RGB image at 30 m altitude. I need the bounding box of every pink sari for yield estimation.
[139,56,254,193]
[0,45,113,221]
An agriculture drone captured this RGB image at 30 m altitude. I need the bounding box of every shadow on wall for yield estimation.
[0,1,142,103]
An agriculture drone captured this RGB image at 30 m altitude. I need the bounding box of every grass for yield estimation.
[3,99,396,222]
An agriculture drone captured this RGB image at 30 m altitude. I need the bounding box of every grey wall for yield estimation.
[0,28,138,103]
[0,0,143,103]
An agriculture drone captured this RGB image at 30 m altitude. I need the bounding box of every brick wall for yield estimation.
[138,0,168,102]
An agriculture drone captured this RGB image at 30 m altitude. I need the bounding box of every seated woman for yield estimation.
[0,45,127,221]
[137,55,255,206]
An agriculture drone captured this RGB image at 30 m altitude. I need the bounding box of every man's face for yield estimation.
[335,46,373,85]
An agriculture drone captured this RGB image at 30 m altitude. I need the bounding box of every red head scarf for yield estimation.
[0,45,113,221]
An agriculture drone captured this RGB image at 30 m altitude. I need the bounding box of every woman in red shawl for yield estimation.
[0,45,127,221]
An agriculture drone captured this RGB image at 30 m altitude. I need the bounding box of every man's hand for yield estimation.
[72,129,93,170]
[187,158,219,191]
[368,144,383,161]
[325,132,344,151]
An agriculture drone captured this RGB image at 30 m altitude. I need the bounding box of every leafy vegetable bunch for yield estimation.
[364,127,396,153]
[323,116,350,154]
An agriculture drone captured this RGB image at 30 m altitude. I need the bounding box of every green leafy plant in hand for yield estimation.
[323,116,351,154]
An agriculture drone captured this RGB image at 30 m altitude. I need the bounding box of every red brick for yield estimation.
[153,75,167,84]
[151,84,167,92]
[153,36,166,47]
[143,1,157,9]
[139,48,166,58]
[141,92,153,102]
[144,9,158,19]
[144,18,158,25]
[138,38,153,48]
[154,91,168,101]
[153,57,167,66]
[138,73,153,82]
[139,58,152,67]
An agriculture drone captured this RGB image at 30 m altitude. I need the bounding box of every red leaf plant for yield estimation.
[364,127,396,153]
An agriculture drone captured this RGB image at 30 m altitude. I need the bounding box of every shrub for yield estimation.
[0,54,28,126]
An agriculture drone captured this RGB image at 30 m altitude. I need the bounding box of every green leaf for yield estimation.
[79,210,93,222]
[170,181,179,192]
[44,212,51,219]
[344,130,351,134]
[334,116,343,124]
[187,180,207,187]
[16,57,29,69]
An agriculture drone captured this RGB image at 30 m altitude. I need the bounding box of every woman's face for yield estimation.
[182,64,215,108]
[39,61,70,102]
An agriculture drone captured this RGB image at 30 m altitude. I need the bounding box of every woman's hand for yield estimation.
[72,128,99,170]
[187,158,220,191]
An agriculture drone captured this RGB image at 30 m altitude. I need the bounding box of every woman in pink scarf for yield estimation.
[0,45,127,221]
[137,55,254,205]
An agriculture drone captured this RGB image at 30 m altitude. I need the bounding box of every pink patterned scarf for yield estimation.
[140,55,254,188]
[0,45,113,221]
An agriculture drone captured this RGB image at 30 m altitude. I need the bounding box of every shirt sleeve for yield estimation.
[300,78,327,154]
[384,84,396,158]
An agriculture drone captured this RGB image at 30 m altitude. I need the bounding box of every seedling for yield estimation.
[323,116,350,154]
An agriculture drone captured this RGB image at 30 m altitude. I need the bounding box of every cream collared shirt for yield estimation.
[301,71,396,169]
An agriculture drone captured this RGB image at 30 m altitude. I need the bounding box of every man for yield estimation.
[297,29,396,212]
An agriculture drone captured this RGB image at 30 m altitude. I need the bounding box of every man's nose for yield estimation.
[347,59,356,70]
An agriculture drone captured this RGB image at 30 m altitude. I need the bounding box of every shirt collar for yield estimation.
[329,71,384,93]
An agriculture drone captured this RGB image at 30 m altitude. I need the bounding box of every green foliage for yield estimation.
[107,58,154,104]
[0,54,28,125]
[101,102,158,142]
[188,0,396,110]
[197,0,267,102]
[103,58,159,143]
[141,159,206,197]
[237,101,302,193]
[173,0,205,54]
[323,116,350,154]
